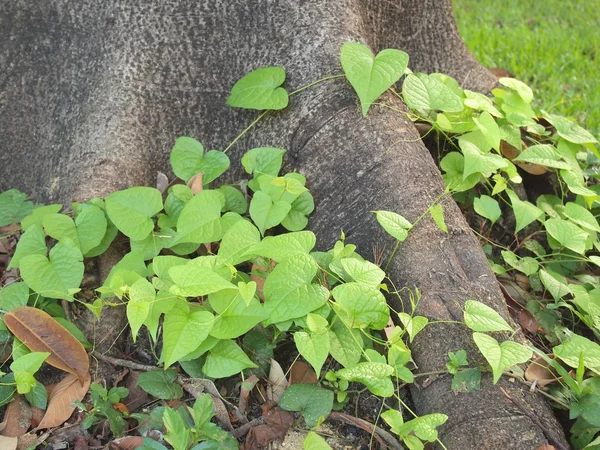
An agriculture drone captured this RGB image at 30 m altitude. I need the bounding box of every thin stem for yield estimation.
[288,74,345,96]
[223,110,269,154]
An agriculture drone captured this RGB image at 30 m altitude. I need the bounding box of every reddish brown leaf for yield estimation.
[517,309,539,335]
[4,307,89,383]
[109,436,144,450]
[289,361,317,385]
[37,373,91,429]
[525,354,574,387]
[244,406,293,450]
[123,370,151,413]
[2,394,31,437]
[239,375,259,415]
[73,435,89,450]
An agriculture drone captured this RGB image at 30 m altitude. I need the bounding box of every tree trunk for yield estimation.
[0,1,568,448]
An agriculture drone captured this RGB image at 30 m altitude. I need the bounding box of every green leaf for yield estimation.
[0,189,34,227]
[208,289,266,339]
[8,224,47,269]
[498,78,533,103]
[472,333,532,383]
[127,278,156,342]
[245,231,316,262]
[281,191,314,232]
[20,204,62,230]
[473,111,501,151]
[340,42,409,116]
[152,255,188,282]
[429,203,447,233]
[461,140,507,179]
[0,282,29,311]
[336,362,394,397]
[227,67,289,110]
[169,263,235,297]
[512,144,571,170]
[375,210,411,241]
[263,253,329,324]
[75,204,108,255]
[175,190,224,244]
[294,330,329,375]
[554,335,600,373]
[440,152,480,192]
[10,352,49,394]
[218,185,247,214]
[545,218,588,254]
[170,137,230,184]
[451,368,481,393]
[216,219,260,267]
[203,339,257,378]
[539,268,571,301]
[506,190,543,233]
[163,407,191,450]
[238,281,257,306]
[463,90,502,117]
[464,300,513,332]
[20,239,84,299]
[339,258,385,290]
[403,72,463,113]
[572,394,600,427]
[328,318,363,368]
[397,414,448,442]
[249,191,291,235]
[241,147,286,177]
[473,195,501,225]
[564,202,600,233]
[398,313,429,342]
[42,213,79,246]
[279,384,334,427]
[303,431,333,450]
[25,381,48,409]
[332,283,389,329]
[544,113,598,144]
[105,187,163,240]
[501,250,539,276]
[162,301,214,368]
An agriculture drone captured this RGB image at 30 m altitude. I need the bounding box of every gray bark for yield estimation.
[0,1,567,448]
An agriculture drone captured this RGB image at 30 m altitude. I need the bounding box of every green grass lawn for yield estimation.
[453,0,600,138]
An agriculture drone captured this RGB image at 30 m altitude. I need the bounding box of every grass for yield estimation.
[453,0,600,138]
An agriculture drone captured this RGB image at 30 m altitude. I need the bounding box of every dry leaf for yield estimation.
[4,307,89,383]
[289,361,317,385]
[187,172,203,195]
[244,405,293,450]
[210,394,233,431]
[2,394,31,437]
[0,435,17,450]
[267,360,287,404]
[535,446,556,450]
[525,354,574,387]
[37,373,91,429]
[239,375,259,415]
[517,309,538,335]
[109,436,144,450]
[156,172,169,194]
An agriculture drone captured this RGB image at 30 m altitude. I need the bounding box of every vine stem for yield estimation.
[223,110,269,154]
[288,74,345,96]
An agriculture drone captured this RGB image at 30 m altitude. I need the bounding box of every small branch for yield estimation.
[231,417,264,439]
[328,411,404,450]
[92,352,158,372]
[499,387,568,450]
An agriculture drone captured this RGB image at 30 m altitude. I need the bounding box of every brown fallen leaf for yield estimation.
[37,373,91,429]
[109,436,144,450]
[289,361,317,385]
[525,354,574,387]
[243,405,293,450]
[266,359,287,404]
[517,309,539,335]
[535,446,556,450]
[239,375,259,415]
[2,394,31,437]
[187,172,203,195]
[0,435,17,450]
[73,435,89,450]
[4,307,89,384]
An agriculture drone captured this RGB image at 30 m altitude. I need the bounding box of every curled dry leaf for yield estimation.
[109,436,144,450]
[4,307,89,384]
[187,172,203,195]
[267,359,287,404]
[289,361,317,385]
[0,435,17,450]
[239,375,259,415]
[2,394,31,437]
[525,354,574,387]
[37,373,91,430]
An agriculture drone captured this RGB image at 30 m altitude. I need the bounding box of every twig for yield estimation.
[231,417,265,439]
[499,387,569,450]
[92,352,158,372]
[328,411,404,450]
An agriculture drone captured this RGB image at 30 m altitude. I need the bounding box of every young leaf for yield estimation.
[398,313,429,342]
[263,253,329,324]
[218,185,247,214]
[564,202,600,233]
[303,431,333,450]
[396,413,448,442]
[208,289,266,338]
[463,300,513,332]
[336,362,394,397]
[169,264,235,297]
[20,204,62,230]
[127,278,156,342]
[10,352,49,394]
[461,140,507,179]
[340,42,409,116]
[161,301,214,368]
[430,203,447,233]
[506,190,543,233]
[75,204,108,255]
[501,250,539,276]
[543,112,598,144]
[163,407,191,450]
[105,187,163,241]
[332,283,389,329]
[249,191,291,235]
[374,210,411,241]
[553,335,600,373]
[339,258,385,290]
[279,384,333,427]
[135,369,183,400]
[498,78,533,103]
[294,330,329,376]
[473,195,501,225]
[241,147,286,176]
[472,332,532,383]
[281,191,315,231]
[19,238,84,299]
[473,111,501,151]
[227,67,289,110]
[170,137,230,184]
[203,339,258,378]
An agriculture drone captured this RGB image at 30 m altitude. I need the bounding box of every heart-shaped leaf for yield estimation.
[341,42,408,116]
[170,137,230,184]
[203,339,258,378]
[280,384,333,427]
[336,362,395,397]
[8,224,47,269]
[19,239,84,299]
[105,187,163,241]
[463,300,513,332]
[403,73,463,113]
[332,283,389,329]
[227,67,289,110]
[473,332,532,383]
[249,191,291,235]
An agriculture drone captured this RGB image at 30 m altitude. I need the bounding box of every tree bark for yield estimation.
[0,1,568,448]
